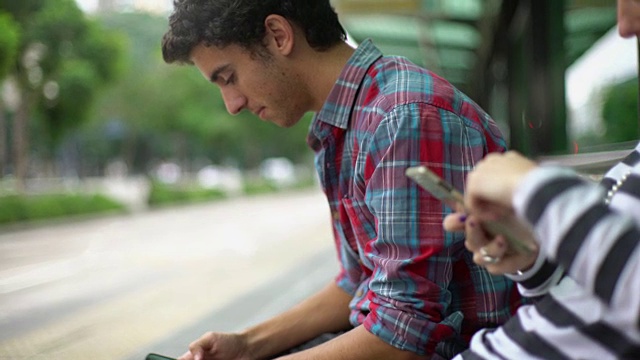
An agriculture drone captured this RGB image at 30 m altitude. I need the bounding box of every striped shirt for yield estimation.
[307,39,523,356]
[457,143,640,359]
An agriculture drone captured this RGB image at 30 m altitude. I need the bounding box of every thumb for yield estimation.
[443,212,466,232]
[193,349,204,360]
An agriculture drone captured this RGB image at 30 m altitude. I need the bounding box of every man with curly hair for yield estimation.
[161,1,523,359]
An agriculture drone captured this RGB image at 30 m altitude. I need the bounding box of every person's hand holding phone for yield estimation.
[464,151,538,216]
[406,158,537,261]
[443,151,541,274]
[444,211,538,275]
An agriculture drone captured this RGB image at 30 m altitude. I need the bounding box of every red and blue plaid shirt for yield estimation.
[307,40,523,356]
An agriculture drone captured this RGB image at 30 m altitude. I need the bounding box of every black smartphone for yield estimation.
[405,165,535,255]
[145,353,176,360]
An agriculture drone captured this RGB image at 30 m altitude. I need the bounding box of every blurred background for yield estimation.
[0,0,637,359]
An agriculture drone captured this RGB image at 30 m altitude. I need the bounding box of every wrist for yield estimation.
[506,249,544,281]
[239,327,271,360]
[514,256,536,275]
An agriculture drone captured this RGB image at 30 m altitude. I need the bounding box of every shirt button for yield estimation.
[332,211,340,220]
[356,289,364,297]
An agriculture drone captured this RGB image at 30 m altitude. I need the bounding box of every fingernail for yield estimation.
[459,214,467,222]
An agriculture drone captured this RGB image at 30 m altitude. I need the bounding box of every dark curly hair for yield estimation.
[161,0,347,64]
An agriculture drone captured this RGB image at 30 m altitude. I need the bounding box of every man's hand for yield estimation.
[178,332,252,360]
[176,281,353,360]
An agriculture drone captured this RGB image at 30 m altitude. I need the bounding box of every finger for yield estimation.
[480,233,508,260]
[463,216,490,253]
[477,234,539,275]
[443,212,466,232]
[475,235,507,266]
[178,351,194,360]
[483,253,533,276]
[188,343,204,360]
[466,198,511,222]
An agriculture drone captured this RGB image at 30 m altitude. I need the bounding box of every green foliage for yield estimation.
[33,0,126,146]
[76,21,127,82]
[1,0,127,151]
[147,181,227,207]
[0,0,46,24]
[242,180,280,195]
[98,12,167,72]
[27,0,86,73]
[42,59,99,143]
[0,193,127,225]
[0,11,19,79]
[601,77,640,143]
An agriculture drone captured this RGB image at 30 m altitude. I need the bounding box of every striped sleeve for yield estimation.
[512,166,640,320]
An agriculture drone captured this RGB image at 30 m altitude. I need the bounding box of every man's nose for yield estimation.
[221,88,246,115]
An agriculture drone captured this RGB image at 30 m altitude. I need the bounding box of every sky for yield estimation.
[566,26,637,110]
[566,26,638,135]
[74,0,172,14]
[75,0,98,13]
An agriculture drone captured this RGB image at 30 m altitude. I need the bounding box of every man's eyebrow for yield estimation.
[209,64,231,83]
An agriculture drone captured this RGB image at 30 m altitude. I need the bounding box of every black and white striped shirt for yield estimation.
[456,143,640,359]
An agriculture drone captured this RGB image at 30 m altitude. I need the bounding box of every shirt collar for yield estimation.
[314,39,383,129]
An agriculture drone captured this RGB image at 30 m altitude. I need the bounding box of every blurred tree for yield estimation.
[0,11,20,177]
[0,0,46,188]
[601,77,639,143]
[0,11,19,79]
[0,0,125,189]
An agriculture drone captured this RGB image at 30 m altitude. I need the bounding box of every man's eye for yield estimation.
[225,75,235,85]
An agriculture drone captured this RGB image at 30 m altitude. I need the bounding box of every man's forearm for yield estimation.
[277,325,429,360]
[242,281,353,359]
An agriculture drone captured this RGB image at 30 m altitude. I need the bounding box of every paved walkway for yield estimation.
[0,189,337,360]
[126,249,337,360]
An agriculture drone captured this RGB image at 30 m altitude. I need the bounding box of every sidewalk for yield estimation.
[125,248,338,360]
[0,189,335,360]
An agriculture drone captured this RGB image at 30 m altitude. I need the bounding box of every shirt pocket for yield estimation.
[340,196,377,270]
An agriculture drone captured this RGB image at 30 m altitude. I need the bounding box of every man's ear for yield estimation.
[264,14,294,56]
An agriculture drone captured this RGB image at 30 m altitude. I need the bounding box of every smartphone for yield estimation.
[405,165,535,255]
[145,354,176,360]
[405,166,465,210]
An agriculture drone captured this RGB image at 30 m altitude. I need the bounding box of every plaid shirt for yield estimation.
[307,40,522,356]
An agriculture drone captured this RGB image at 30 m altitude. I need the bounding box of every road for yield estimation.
[0,189,337,360]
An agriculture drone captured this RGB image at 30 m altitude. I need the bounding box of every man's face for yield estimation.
[618,0,640,38]
[190,42,310,128]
